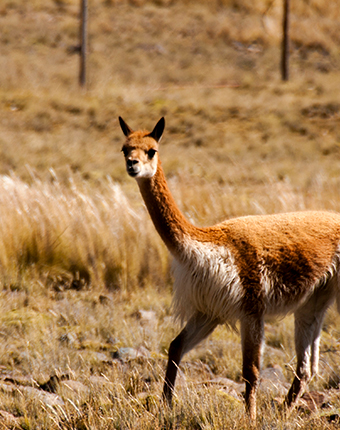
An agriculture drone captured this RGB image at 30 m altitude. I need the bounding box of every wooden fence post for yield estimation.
[281,0,290,81]
[79,0,88,87]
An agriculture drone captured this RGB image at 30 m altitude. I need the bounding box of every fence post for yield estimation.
[79,0,88,87]
[281,0,290,81]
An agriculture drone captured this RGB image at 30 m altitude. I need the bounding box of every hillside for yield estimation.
[1,0,339,188]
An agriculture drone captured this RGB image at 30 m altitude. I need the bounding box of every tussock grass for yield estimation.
[0,173,339,427]
[0,172,169,291]
[0,170,337,428]
[0,170,339,294]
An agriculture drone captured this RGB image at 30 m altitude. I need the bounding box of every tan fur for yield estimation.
[119,117,340,421]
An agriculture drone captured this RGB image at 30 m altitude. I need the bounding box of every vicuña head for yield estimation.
[119,117,340,422]
[119,116,164,179]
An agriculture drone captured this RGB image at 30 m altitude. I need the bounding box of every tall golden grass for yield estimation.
[0,172,170,291]
[0,169,339,294]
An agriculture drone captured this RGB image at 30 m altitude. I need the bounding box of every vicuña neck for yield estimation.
[137,164,197,257]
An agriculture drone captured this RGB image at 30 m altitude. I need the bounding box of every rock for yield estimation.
[59,332,80,348]
[137,346,151,359]
[0,382,65,407]
[112,347,138,361]
[94,352,112,364]
[181,361,214,378]
[136,392,157,409]
[78,350,114,367]
[112,346,150,361]
[261,365,285,381]
[21,386,65,406]
[206,377,244,393]
[69,279,87,291]
[0,410,21,429]
[0,382,17,395]
[265,345,287,360]
[327,412,340,423]
[298,391,330,412]
[98,294,111,305]
[3,375,36,387]
[326,372,340,389]
[259,365,289,397]
[138,310,157,321]
[216,390,243,404]
[39,374,69,393]
[88,375,114,389]
[203,377,244,400]
[61,380,90,397]
[135,310,158,329]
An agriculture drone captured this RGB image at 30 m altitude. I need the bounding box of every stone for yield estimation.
[204,377,244,400]
[0,382,65,407]
[61,380,90,397]
[299,391,330,412]
[112,346,150,361]
[0,410,21,429]
[259,365,289,397]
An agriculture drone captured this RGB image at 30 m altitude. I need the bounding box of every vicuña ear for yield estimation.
[119,117,134,137]
[149,117,165,142]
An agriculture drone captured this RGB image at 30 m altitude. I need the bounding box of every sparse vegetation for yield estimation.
[0,0,339,428]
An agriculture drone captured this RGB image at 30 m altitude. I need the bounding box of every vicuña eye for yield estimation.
[147,149,157,159]
[121,148,128,157]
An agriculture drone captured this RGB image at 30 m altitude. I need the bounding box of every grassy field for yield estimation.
[0,0,340,428]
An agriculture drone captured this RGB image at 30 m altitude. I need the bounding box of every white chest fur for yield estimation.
[172,238,243,325]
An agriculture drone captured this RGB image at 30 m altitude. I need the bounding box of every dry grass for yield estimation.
[0,172,171,292]
[0,280,339,429]
[0,0,339,428]
[0,173,337,428]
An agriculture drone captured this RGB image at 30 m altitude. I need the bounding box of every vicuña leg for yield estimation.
[286,278,336,408]
[241,315,264,421]
[163,312,218,405]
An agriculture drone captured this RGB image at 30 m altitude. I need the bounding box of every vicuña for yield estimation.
[119,116,340,420]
